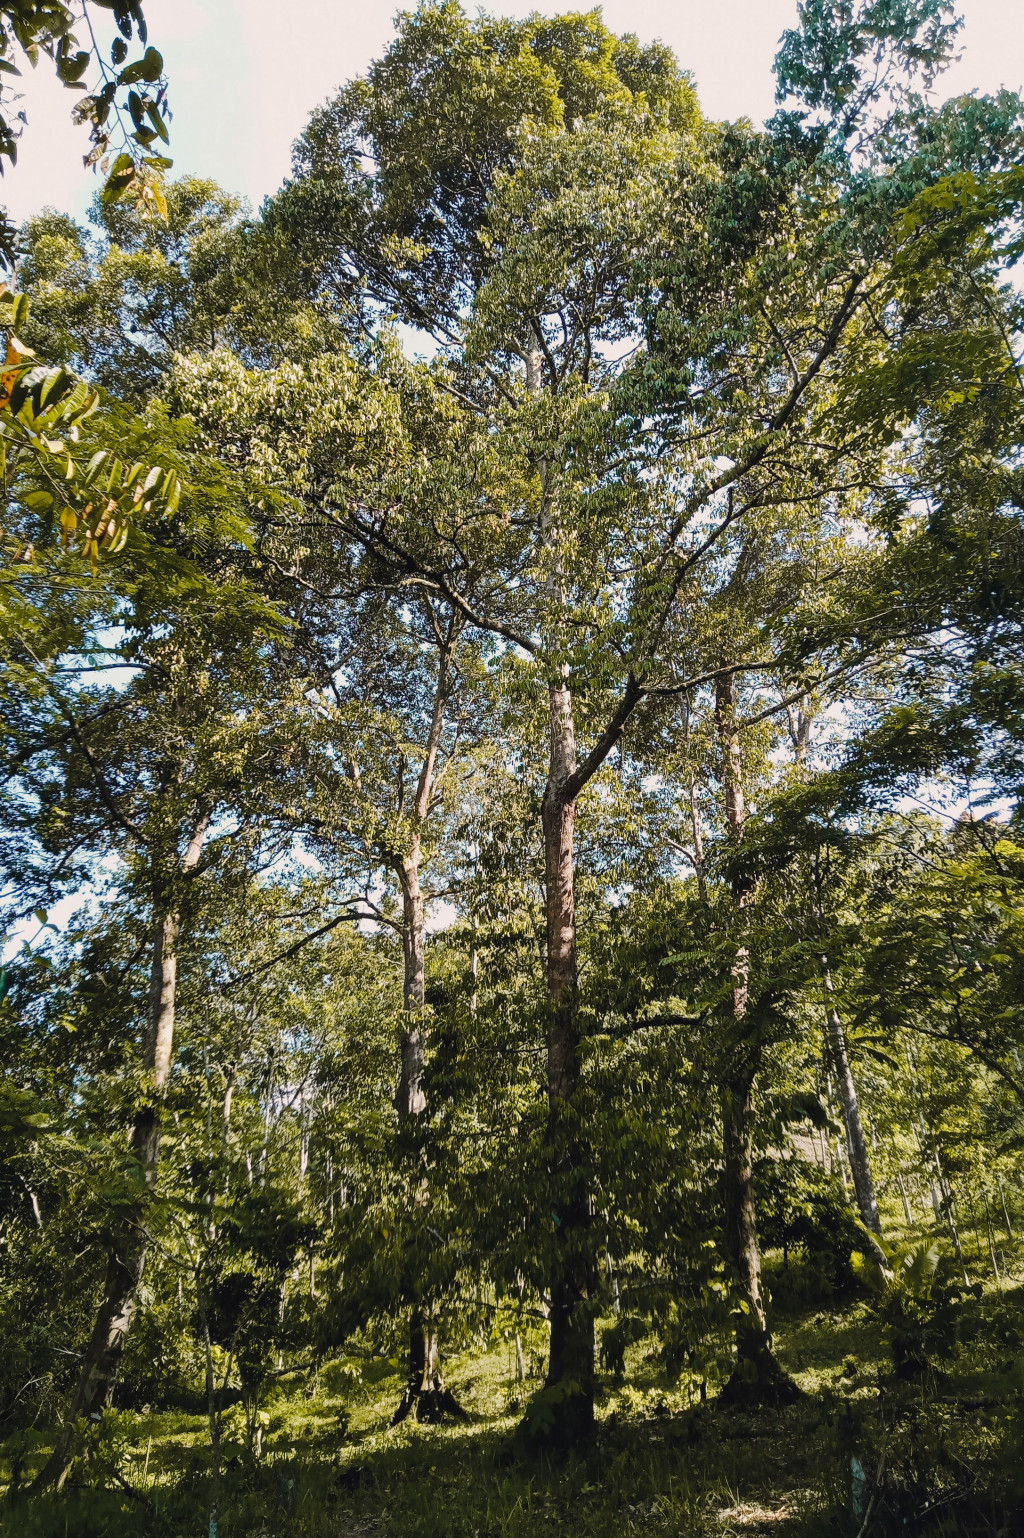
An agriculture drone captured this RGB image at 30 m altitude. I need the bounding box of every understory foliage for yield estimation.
[1,0,1024,1531]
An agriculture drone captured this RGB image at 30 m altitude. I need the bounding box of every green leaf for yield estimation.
[145,100,169,144]
[118,47,163,86]
[84,450,108,484]
[39,368,72,409]
[56,50,90,84]
[101,152,136,206]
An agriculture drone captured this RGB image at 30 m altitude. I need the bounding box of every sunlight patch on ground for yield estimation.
[717,1498,794,1529]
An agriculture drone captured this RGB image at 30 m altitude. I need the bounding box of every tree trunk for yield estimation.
[222,1066,235,1149]
[390,631,467,1423]
[393,628,450,1124]
[810,851,882,1238]
[714,672,793,1402]
[687,769,709,905]
[897,1171,914,1225]
[675,682,708,904]
[539,678,595,1445]
[997,1177,1013,1240]
[392,1312,467,1425]
[930,1141,969,1283]
[391,839,461,1423]
[982,1190,1001,1281]
[820,966,881,1233]
[907,1047,970,1283]
[32,922,174,1490]
[715,671,760,1321]
[32,817,207,1493]
[721,1063,766,1336]
[201,1300,222,1538]
[391,846,441,1425]
[396,839,428,1117]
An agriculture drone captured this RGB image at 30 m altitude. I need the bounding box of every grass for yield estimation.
[3,1238,1024,1537]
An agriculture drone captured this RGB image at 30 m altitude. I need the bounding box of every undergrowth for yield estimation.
[4,1235,1024,1537]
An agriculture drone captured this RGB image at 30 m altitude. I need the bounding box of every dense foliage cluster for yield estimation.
[0,0,171,260]
[1,1,1023,1532]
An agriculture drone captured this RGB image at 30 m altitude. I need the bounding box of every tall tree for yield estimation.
[6,468,290,1490]
[280,7,703,1442]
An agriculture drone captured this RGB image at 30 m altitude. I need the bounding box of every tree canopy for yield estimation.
[1,1,1023,1531]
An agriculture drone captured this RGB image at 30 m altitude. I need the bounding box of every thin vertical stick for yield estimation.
[983,1189,1001,1284]
[997,1176,1013,1240]
[896,1172,913,1227]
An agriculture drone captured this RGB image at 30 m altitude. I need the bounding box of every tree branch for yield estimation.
[222,909,372,992]
[563,672,644,801]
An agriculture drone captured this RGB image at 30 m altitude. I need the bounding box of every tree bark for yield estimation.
[200,1300,222,1538]
[391,839,456,1421]
[393,623,450,1121]
[820,966,881,1233]
[896,1171,914,1225]
[396,838,428,1117]
[810,851,882,1238]
[907,1046,970,1282]
[390,630,467,1424]
[721,1062,766,1335]
[222,1065,235,1149]
[391,1312,466,1425]
[997,1176,1013,1240]
[687,770,709,905]
[714,672,792,1400]
[524,341,643,1444]
[32,814,208,1493]
[678,685,708,904]
[539,678,595,1445]
[715,672,761,1321]
[391,843,439,1424]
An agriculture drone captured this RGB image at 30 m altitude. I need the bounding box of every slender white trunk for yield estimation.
[34,811,209,1492]
[820,967,881,1233]
[897,1172,914,1225]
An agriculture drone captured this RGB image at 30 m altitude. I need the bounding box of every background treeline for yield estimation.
[2,0,1024,1528]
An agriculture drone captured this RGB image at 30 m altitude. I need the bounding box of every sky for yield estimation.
[1,0,1021,230]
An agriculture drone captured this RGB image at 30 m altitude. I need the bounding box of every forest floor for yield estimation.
[4,1236,1024,1538]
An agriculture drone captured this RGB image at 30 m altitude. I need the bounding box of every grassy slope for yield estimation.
[4,1235,1024,1537]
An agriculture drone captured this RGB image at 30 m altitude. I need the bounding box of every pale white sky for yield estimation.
[2,0,1021,227]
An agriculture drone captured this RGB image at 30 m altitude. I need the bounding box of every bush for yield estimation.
[855,1239,981,1377]
[759,1162,867,1302]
